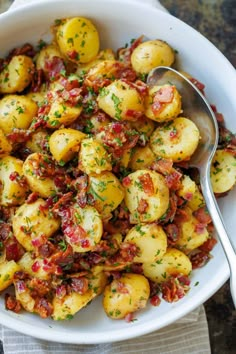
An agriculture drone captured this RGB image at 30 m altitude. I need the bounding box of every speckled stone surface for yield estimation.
[0,0,235,353]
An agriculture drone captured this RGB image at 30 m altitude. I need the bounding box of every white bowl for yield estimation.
[0,0,235,344]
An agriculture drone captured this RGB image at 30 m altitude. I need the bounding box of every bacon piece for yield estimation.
[28,278,51,297]
[56,284,67,299]
[193,207,211,225]
[194,223,206,234]
[150,158,173,175]
[5,237,24,262]
[34,298,53,318]
[160,192,178,224]
[72,175,88,208]
[31,68,44,92]
[138,173,154,195]
[154,86,174,103]
[125,313,134,322]
[104,219,131,236]
[50,244,74,268]
[45,56,65,80]
[71,277,89,294]
[117,36,144,65]
[161,275,190,303]
[5,294,21,313]
[122,176,131,187]
[150,294,161,307]
[119,242,138,262]
[52,192,73,214]
[26,192,39,204]
[190,251,210,269]
[137,198,148,214]
[165,170,182,190]
[174,208,191,223]
[199,237,217,252]
[164,223,180,244]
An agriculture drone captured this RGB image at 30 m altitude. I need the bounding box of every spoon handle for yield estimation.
[200,171,236,308]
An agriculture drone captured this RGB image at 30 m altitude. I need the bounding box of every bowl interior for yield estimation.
[0,0,235,344]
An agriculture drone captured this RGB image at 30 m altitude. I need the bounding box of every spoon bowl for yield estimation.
[147,66,236,307]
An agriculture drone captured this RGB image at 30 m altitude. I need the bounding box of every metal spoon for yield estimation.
[147,66,236,307]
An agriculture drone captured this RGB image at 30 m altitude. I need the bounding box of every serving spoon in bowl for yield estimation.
[147,66,236,307]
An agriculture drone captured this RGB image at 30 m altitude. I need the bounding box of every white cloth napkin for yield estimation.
[0,0,211,353]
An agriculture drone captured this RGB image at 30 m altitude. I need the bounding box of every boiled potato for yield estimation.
[143,248,192,283]
[79,138,112,175]
[46,100,82,128]
[0,260,20,291]
[36,44,63,74]
[0,55,34,94]
[23,152,57,198]
[0,156,29,206]
[150,117,200,162]
[49,128,86,163]
[0,129,12,156]
[97,79,144,121]
[175,207,209,253]
[12,198,60,251]
[14,280,35,312]
[18,252,50,280]
[177,175,196,201]
[64,204,103,253]
[26,130,49,153]
[145,85,182,122]
[124,169,169,223]
[131,39,175,74]
[56,17,100,63]
[210,149,236,193]
[130,116,155,137]
[88,172,124,219]
[52,268,107,320]
[26,91,46,106]
[77,49,115,75]
[129,145,156,171]
[124,223,167,263]
[0,95,38,134]
[187,185,205,211]
[103,273,150,319]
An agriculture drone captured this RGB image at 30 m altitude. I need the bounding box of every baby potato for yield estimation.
[131,39,175,74]
[26,91,46,106]
[12,198,60,252]
[14,281,35,313]
[65,204,103,253]
[0,55,34,94]
[0,260,20,291]
[145,85,182,122]
[143,248,192,283]
[79,138,112,175]
[88,172,124,219]
[103,273,150,319]
[23,152,57,198]
[36,44,63,74]
[76,49,115,75]
[26,130,49,153]
[124,223,167,263]
[97,79,144,121]
[56,17,100,63]
[52,268,107,320]
[49,128,86,163]
[187,185,205,211]
[124,169,169,224]
[130,116,155,137]
[46,100,82,128]
[150,117,200,162]
[129,145,156,171]
[210,149,236,194]
[0,128,12,156]
[0,156,29,206]
[175,207,209,253]
[177,175,196,201]
[18,252,50,280]
[0,95,38,134]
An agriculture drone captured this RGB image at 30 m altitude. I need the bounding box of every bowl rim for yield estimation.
[0,0,234,344]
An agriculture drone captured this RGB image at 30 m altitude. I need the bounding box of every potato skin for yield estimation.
[0,95,38,134]
[0,260,21,292]
[124,169,169,223]
[88,172,124,219]
[12,198,60,251]
[0,55,34,94]
[0,156,29,206]
[210,149,236,193]
[145,85,182,122]
[56,17,100,63]
[97,79,144,121]
[150,117,200,162]
[143,248,192,283]
[79,138,112,175]
[46,100,82,129]
[49,128,86,163]
[124,223,167,263]
[103,273,150,319]
[131,40,175,74]
[23,153,57,198]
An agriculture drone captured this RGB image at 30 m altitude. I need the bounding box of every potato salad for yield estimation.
[0,16,235,322]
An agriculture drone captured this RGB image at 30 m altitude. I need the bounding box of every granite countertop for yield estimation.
[0,0,235,353]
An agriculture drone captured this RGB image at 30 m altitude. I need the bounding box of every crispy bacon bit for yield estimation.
[5,294,21,313]
[63,224,87,245]
[174,208,190,223]
[71,277,89,294]
[122,176,131,187]
[125,313,134,322]
[162,275,190,302]
[32,261,41,273]
[193,207,211,225]
[34,298,53,318]
[165,170,182,190]
[104,219,131,236]
[119,242,138,262]
[150,158,173,175]
[137,198,148,214]
[164,223,180,244]
[50,244,74,268]
[72,175,88,208]
[5,237,24,262]
[52,192,73,214]
[26,192,39,204]
[190,251,210,269]
[117,36,143,65]
[154,86,174,103]
[42,259,63,275]
[199,237,217,252]
[56,284,67,299]
[160,192,178,224]
[150,294,161,307]
[38,242,55,258]
[115,280,129,294]
[138,173,154,195]
[125,109,143,121]
[45,56,65,80]
[9,43,36,58]
[194,223,206,234]
[7,128,32,144]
